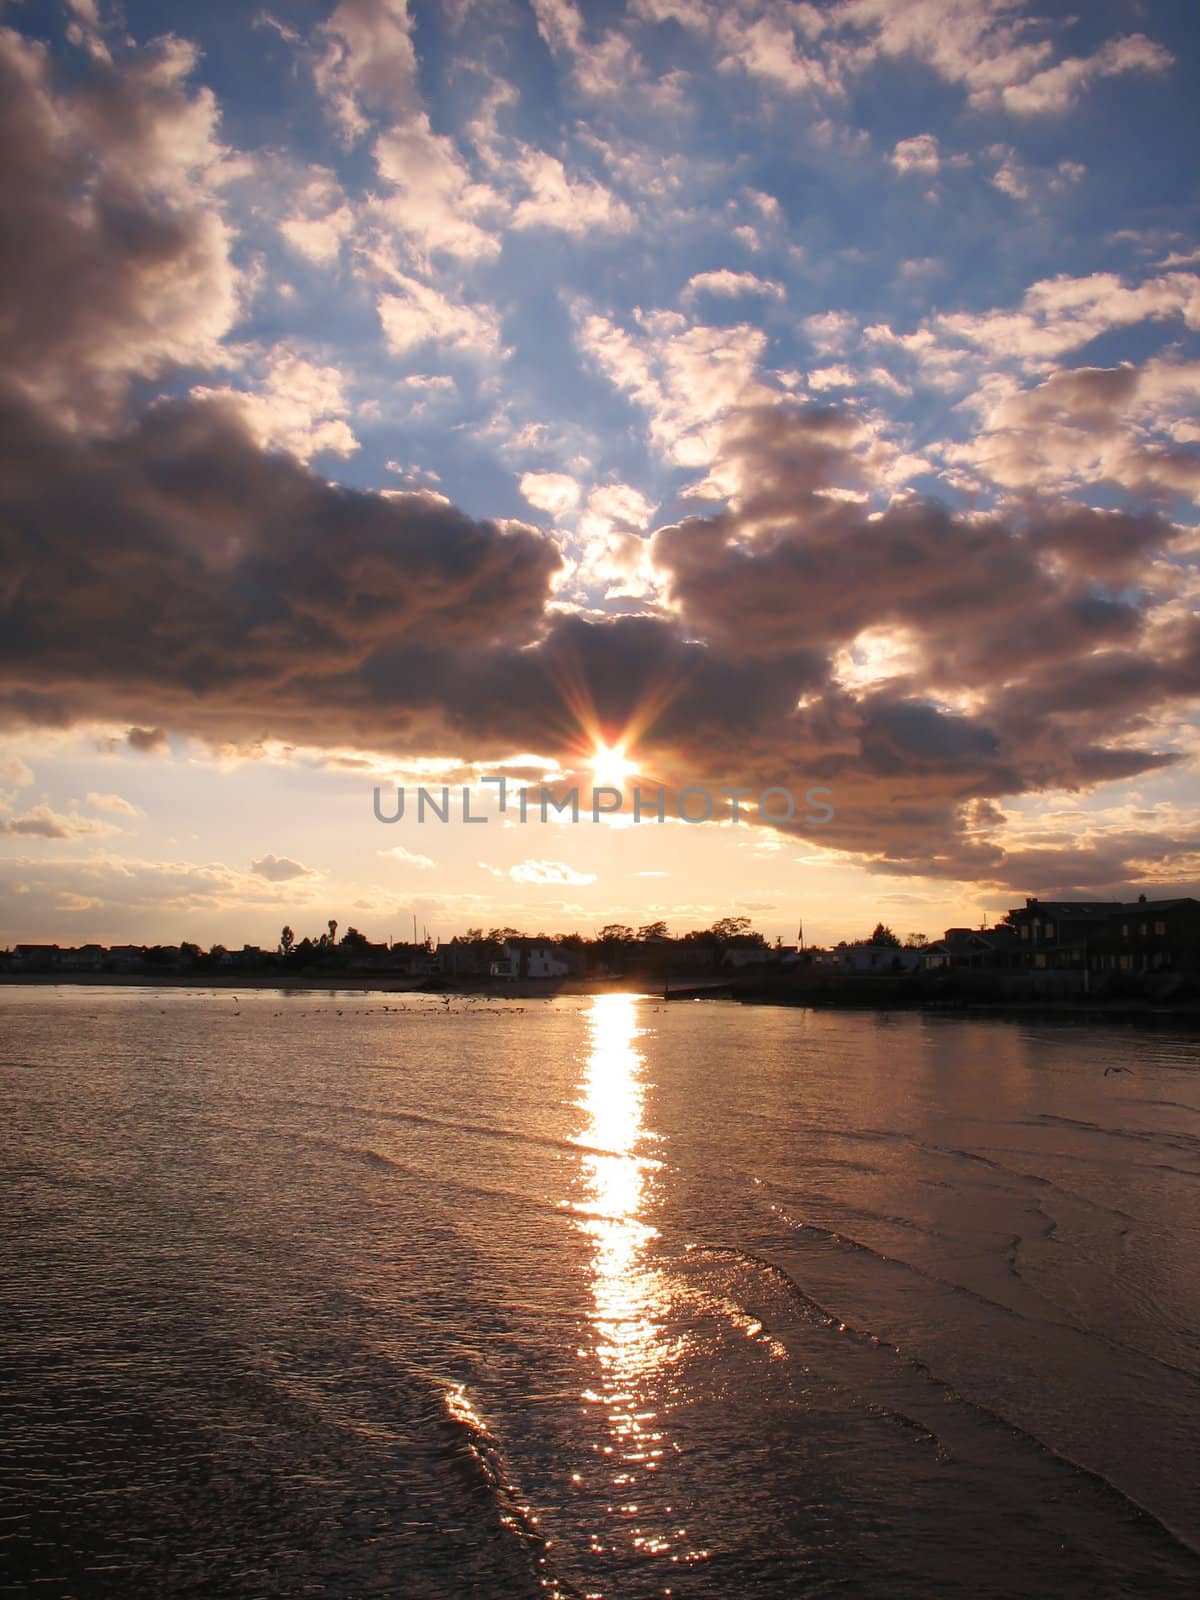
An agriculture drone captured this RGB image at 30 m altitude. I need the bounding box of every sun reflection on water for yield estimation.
[570,993,701,1575]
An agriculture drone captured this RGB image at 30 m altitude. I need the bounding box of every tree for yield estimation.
[340,926,369,954]
[328,919,338,945]
[279,925,295,956]
[870,923,901,947]
[905,932,928,949]
[638,921,669,941]
[710,916,765,947]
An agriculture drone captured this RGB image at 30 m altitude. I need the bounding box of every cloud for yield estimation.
[683,269,785,302]
[0,756,33,786]
[575,306,771,464]
[511,150,633,236]
[804,310,856,356]
[0,804,118,839]
[0,385,561,753]
[509,859,598,886]
[378,844,436,869]
[934,269,1200,369]
[127,727,168,753]
[249,853,318,882]
[890,134,940,174]
[313,0,420,143]
[191,348,359,462]
[1001,33,1173,115]
[373,117,500,262]
[377,275,502,355]
[716,8,843,97]
[945,357,1200,500]
[0,27,242,427]
[520,471,582,515]
[278,168,356,264]
[529,0,646,100]
[807,365,858,390]
[0,852,320,940]
[831,1,1172,115]
[85,791,143,817]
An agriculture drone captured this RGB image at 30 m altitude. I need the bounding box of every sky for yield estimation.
[2,0,1199,951]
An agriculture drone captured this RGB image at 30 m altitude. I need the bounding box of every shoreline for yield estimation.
[0,972,640,998]
[5,971,1200,1023]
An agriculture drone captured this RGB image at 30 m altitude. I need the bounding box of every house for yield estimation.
[923,926,1022,972]
[59,944,106,971]
[722,944,773,970]
[107,944,147,971]
[491,939,569,980]
[1000,895,1200,981]
[388,941,439,977]
[12,944,62,971]
[1003,898,1122,971]
[820,941,923,975]
[1086,896,1200,977]
[437,936,501,978]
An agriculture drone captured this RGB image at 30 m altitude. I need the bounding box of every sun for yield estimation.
[589,741,637,789]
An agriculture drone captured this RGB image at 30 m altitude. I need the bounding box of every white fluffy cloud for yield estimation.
[191,349,359,462]
[890,133,940,174]
[377,276,502,356]
[509,858,597,885]
[520,471,582,515]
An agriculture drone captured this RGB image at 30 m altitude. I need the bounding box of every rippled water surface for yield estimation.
[3,986,1200,1598]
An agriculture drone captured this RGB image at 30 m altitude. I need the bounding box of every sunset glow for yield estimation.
[589,743,638,792]
[1,1,1198,952]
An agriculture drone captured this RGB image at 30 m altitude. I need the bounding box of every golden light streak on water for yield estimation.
[571,994,703,1578]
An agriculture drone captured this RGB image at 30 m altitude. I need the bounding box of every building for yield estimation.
[59,944,106,971]
[1003,895,1200,982]
[1086,897,1200,978]
[923,926,1022,972]
[1003,898,1122,972]
[491,939,569,980]
[816,941,923,975]
[10,944,62,971]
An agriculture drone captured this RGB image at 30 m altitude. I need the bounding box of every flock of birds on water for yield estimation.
[55,993,678,1020]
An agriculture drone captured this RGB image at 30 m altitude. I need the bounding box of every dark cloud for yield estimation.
[0,386,562,746]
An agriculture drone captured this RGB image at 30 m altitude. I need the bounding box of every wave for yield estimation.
[684,1241,1200,1563]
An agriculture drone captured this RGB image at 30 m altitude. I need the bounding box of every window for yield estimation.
[1045,922,1055,940]
[1154,920,1167,936]
[1020,925,1029,940]
[1121,923,1129,937]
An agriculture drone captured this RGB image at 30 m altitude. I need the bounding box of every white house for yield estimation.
[491,940,570,980]
[823,941,923,975]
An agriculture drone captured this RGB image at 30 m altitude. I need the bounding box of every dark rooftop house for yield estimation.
[1005,895,1200,976]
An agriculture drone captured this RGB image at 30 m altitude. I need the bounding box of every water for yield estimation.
[3,987,1200,1598]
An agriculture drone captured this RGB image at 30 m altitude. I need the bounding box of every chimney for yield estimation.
[1138,893,1147,904]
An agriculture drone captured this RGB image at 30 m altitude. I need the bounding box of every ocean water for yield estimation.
[2,987,1200,1599]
